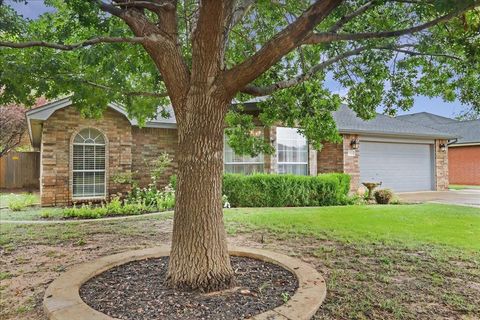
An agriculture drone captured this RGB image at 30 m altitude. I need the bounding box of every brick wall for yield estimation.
[435,139,449,191]
[131,127,178,188]
[317,141,343,173]
[448,145,480,185]
[316,135,360,192]
[41,107,132,206]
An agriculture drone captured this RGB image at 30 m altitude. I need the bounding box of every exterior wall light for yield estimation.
[350,138,359,150]
[439,143,446,152]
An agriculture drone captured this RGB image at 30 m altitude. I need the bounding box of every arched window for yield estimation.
[72,128,106,198]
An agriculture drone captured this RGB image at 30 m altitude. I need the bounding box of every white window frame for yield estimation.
[276,127,308,175]
[70,128,107,200]
[223,130,265,174]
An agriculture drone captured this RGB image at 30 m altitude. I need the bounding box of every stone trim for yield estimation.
[434,139,449,191]
[44,246,327,320]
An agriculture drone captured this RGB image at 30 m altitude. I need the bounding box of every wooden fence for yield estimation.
[0,151,40,190]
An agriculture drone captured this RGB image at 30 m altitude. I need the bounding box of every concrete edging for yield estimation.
[44,246,327,320]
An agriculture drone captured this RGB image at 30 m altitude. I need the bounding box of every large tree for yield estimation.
[1,0,479,291]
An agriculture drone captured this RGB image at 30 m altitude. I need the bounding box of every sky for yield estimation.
[6,0,469,118]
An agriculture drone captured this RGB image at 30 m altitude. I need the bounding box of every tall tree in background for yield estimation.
[1,0,479,291]
[0,105,27,157]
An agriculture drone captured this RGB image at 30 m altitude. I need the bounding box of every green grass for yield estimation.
[0,207,64,221]
[224,204,480,251]
[449,184,480,190]
[0,193,39,210]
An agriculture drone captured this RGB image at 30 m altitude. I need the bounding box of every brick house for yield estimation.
[26,98,454,206]
[398,113,480,186]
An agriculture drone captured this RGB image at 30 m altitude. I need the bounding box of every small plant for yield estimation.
[222,194,231,208]
[8,200,26,211]
[111,172,136,185]
[145,152,172,185]
[281,292,290,303]
[40,210,52,219]
[258,281,270,296]
[5,193,37,211]
[374,189,394,204]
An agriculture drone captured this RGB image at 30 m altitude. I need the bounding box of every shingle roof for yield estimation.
[27,98,457,145]
[396,112,457,125]
[397,113,480,145]
[332,105,455,139]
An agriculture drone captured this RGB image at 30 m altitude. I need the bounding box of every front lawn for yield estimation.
[1,203,479,320]
[449,184,480,190]
[225,204,480,250]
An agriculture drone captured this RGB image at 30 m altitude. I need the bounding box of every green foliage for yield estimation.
[1,1,479,157]
[62,188,175,219]
[126,183,175,210]
[145,152,172,185]
[63,203,108,219]
[225,112,274,156]
[5,193,37,211]
[374,189,395,205]
[223,173,350,207]
[111,172,136,185]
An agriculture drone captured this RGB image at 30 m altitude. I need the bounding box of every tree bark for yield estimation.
[166,92,235,292]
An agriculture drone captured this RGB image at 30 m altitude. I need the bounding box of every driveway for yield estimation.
[399,189,480,207]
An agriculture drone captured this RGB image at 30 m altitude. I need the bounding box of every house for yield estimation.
[26,98,454,206]
[398,113,480,186]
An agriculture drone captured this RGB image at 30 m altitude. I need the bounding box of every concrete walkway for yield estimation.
[398,189,480,208]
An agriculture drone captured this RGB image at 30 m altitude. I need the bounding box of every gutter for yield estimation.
[447,138,458,146]
[337,129,455,140]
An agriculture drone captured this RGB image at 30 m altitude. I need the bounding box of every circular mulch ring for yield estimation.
[43,246,326,320]
[80,256,297,319]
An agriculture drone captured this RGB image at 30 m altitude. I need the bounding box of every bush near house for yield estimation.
[223,173,351,207]
[374,189,394,204]
[170,173,350,207]
[171,173,351,208]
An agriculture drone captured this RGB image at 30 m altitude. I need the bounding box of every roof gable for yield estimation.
[396,112,458,125]
[396,112,479,145]
[26,97,177,129]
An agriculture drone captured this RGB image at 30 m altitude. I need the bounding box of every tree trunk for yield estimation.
[166,93,235,292]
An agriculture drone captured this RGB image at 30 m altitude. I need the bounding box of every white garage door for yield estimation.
[360,141,434,192]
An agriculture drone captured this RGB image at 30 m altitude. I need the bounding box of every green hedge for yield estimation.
[170,173,351,207]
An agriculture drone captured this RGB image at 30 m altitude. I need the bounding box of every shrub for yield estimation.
[170,173,350,207]
[8,200,26,211]
[223,173,350,207]
[6,193,37,211]
[126,183,175,210]
[63,204,108,219]
[374,189,394,204]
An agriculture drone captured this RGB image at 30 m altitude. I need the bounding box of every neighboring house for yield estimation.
[398,113,480,186]
[26,98,453,207]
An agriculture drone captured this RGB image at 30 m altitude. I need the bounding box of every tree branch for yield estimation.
[304,1,480,44]
[229,0,256,28]
[113,0,175,11]
[241,44,460,96]
[329,1,375,33]
[0,36,146,51]
[223,0,343,95]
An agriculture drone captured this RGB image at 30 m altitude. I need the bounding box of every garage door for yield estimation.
[360,141,434,192]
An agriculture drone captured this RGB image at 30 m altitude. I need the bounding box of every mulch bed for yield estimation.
[80,256,298,319]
